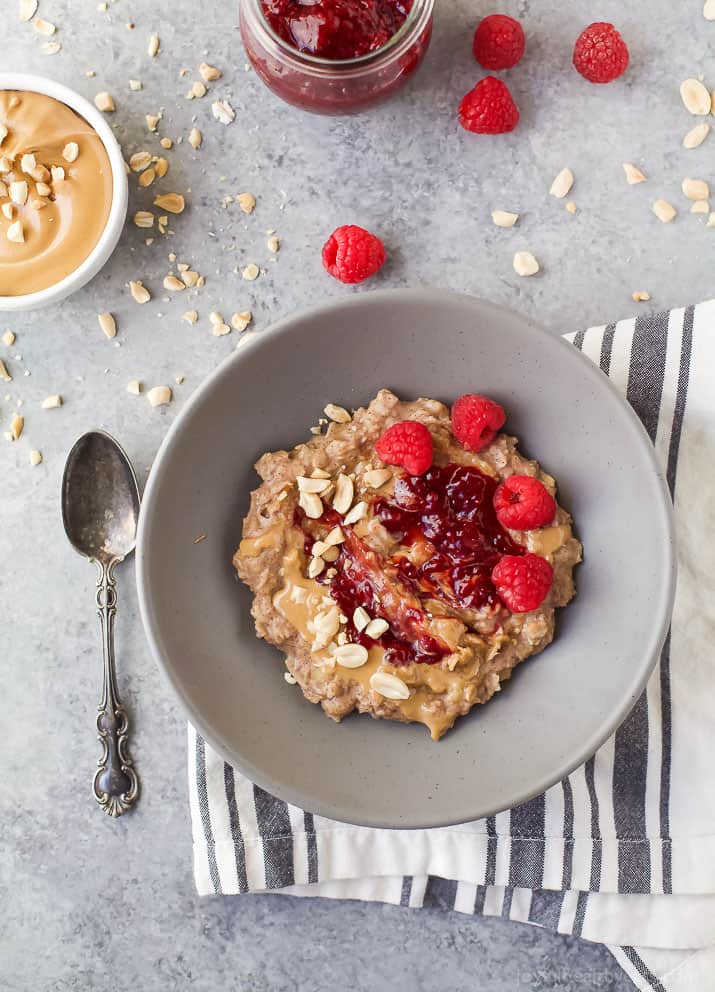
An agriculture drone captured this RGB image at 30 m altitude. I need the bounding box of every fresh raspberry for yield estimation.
[459,76,519,135]
[493,475,557,531]
[473,14,525,71]
[491,553,553,613]
[572,22,629,84]
[322,225,386,284]
[451,394,506,452]
[376,420,433,476]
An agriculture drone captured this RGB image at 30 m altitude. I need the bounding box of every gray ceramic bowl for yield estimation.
[137,289,675,828]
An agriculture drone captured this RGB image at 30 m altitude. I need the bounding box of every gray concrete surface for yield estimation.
[7,0,712,987]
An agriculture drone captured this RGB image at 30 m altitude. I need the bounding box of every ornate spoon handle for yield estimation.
[92,559,139,816]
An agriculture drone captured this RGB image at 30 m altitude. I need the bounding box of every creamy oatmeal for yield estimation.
[235,389,582,740]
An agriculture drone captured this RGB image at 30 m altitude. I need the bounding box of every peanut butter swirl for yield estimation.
[0,90,113,296]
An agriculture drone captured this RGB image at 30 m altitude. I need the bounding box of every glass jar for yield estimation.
[239,0,434,116]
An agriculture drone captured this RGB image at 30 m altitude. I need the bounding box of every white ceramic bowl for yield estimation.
[0,72,128,311]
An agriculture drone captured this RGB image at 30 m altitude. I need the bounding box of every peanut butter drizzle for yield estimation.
[266,531,483,740]
[527,523,572,558]
[242,509,574,741]
[0,91,113,296]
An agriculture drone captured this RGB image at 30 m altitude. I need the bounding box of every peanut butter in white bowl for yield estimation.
[0,75,127,310]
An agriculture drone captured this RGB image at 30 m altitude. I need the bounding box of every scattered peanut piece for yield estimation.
[154,192,185,214]
[708,212,715,227]
[211,99,235,124]
[33,17,56,35]
[199,62,221,82]
[153,157,168,179]
[182,310,198,324]
[267,236,280,253]
[363,468,391,488]
[163,275,186,291]
[242,263,259,281]
[632,291,651,302]
[188,127,202,149]
[133,211,154,228]
[691,200,710,214]
[126,380,142,395]
[94,91,115,113]
[175,375,185,385]
[129,280,151,303]
[129,151,152,172]
[623,162,647,185]
[159,137,173,150]
[513,251,540,277]
[6,221,24,244]
[19,0,38,22]
[10,181,28,205]
[549,167,574,199]
[41,395,62,409]
[138,168,156,188]
[62,142,79,163]
[187,81,207,99]
[29,449,42,466]
[652,199,677,223]
[50,166,65,183]
[129,79,143,91]
[364,618,390,639]
[491,210,518,228]
[42,41,61,55]
[147,385,172,407]
[0,358,11,381]
[147,33,160,57]
[683,123,710,149]
[682,177,709,200]
[369,670,409,700]
[230,311,252,331]
[212,321,231,336]
[680,78,711,115]
[97,312,116,339]
[8,413,23,440]
[237,192,256,214]
[2,331,16,346]
[324,403,351,424]
[20,152,36,172]
[705,0,715,19]
[146,115,161,133]
[565,201,577,214]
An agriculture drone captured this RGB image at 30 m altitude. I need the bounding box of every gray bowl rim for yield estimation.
[136,287,677,829]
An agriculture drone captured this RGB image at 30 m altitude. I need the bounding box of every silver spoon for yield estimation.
[62,430,141,817]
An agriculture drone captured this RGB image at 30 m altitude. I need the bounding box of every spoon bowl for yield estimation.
[62,431,140,564]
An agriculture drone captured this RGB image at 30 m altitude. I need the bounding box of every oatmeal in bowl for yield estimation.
[235,387,582,740]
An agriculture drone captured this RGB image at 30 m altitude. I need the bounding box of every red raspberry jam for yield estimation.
[294,463,525,667]
[260,0,413,60]
[374,465,524,612]
[239,0,433,115]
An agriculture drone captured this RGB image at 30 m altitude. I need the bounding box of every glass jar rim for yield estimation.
[242,0,434,72]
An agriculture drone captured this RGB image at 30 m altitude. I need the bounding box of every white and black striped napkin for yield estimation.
[189,301,715,992]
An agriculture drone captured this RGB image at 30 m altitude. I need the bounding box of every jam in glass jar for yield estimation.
[239,0,434,115]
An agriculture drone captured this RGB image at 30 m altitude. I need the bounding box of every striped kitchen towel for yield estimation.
[189,300,715,992]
